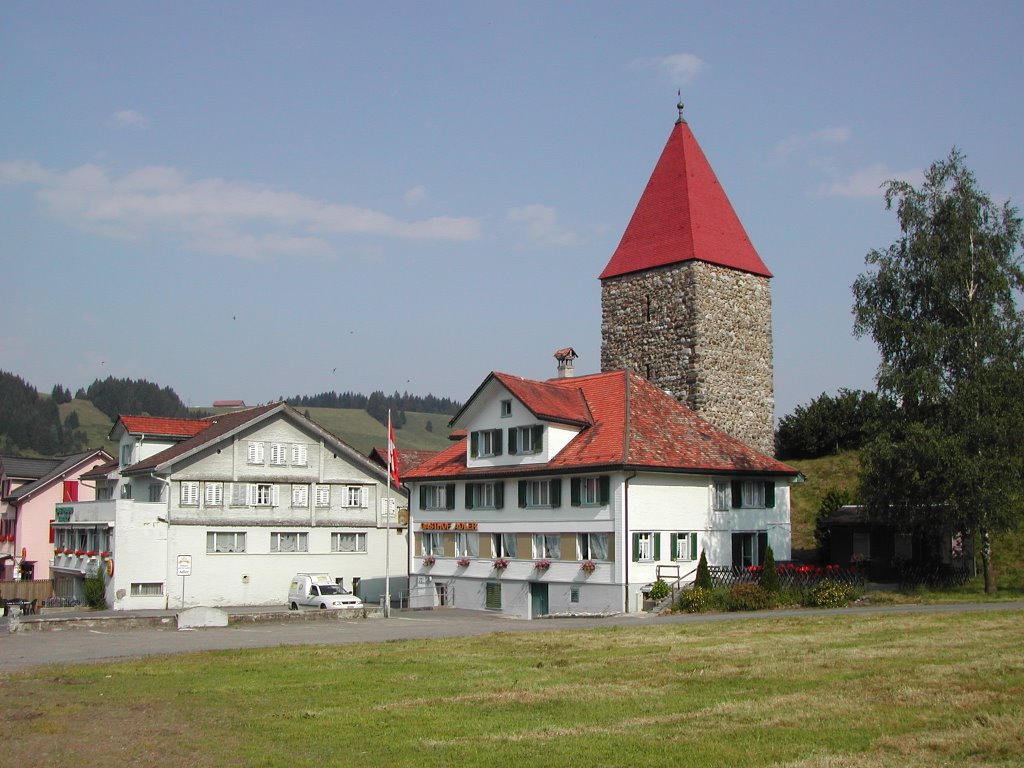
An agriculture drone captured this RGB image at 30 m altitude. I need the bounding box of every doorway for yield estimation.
[530,582,549,618]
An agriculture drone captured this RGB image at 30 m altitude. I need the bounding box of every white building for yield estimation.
[403,366,798,619]
[52,404,408,609]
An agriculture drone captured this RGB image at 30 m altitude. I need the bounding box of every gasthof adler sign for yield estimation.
[176,555,192,577]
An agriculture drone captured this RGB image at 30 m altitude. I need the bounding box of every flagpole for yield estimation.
[384,410,392,618]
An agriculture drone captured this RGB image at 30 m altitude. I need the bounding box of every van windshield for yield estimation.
[317,584,348,595]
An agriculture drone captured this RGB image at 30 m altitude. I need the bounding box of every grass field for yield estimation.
[2,610,1022,767]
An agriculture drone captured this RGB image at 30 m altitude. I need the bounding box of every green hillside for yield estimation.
[59,399,119,456]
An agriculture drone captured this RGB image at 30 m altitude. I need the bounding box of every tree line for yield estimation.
[286,389,460,428]
[0,371,86,455]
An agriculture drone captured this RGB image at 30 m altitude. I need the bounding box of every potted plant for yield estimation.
[100,551,112,558]
[421,556,436,567]
[493,558,510,571]
[580,559,597,573]
[456,558,471,568]
[534,560,551,571]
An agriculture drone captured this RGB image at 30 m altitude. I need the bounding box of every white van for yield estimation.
[287,573,363,610]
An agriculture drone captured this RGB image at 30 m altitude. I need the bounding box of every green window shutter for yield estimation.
[470,431,479,458]
[632,533,640,563]
[732,480,742,508]
[670,533,679,561]
[549,479,561,508]
[494,430,503,455]
[764,482,775,508]
[445,483,455,510]
[518,481,527,508]
[494,482,504,509]
[508,427,518,455]
[653,532,661,561]
[533,425,543,451]
[757,532,769,565]
[465,483,475,510]
[690,533,698,560]
[599,475,610,504]
[732,533,743,568]
[570,478,581,506]
[419,486,427,510]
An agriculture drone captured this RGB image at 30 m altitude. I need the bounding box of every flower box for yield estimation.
[100,551,111,558]
[74,550,85,556]
[456,558,471,568]
[580,559,597,573]
[421,556,436,567]
[86,551,97,557]
[534,560,551,571]
[493,558,510,571]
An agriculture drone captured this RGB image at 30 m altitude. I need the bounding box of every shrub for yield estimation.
[759,546,780,594]
[83,565,108,610]
[677,585,715,613]
[695,549,713,590]
[648,579,670,601]
[807,578,858,608]
[724,583,776,612]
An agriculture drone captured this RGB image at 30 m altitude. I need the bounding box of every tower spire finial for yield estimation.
[676,91,686,124]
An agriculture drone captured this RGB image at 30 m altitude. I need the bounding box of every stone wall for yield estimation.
[601,261,775,456]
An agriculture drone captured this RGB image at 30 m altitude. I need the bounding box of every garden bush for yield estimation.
[695,549,713,590]
[648,579,670,601]
[759,546,780,594]
[724,583,776,612]
[677,585,716,613]
[806,578,859,608]
[83,566,108,610]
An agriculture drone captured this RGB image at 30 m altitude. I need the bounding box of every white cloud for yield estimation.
[773,126,851,161]
[632,52,706,85]
[404,185,426,206]
[507,204,577,246]
[110,109,149,128]
[818,164,925,199]
[1,160,481,258]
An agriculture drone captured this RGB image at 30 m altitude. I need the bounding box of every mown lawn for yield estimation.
[2,610,1022,767]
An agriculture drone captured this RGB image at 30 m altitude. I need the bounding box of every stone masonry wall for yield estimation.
[601,261,775,455]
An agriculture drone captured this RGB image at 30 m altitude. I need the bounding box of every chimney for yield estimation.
[554,347,578,378]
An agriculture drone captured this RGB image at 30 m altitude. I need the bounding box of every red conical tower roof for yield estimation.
[599,108,771,280]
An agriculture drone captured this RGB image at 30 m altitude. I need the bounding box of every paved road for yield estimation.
[2,601,1022,673]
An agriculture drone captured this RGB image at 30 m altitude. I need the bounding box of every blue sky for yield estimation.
[2,2,1022,423]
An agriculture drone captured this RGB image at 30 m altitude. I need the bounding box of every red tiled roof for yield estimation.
[599,119,771,280]
[405,370,796,480]
[115,416,213,439]
[368,447,439,474]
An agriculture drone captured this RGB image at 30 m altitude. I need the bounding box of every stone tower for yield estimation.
[600,104,775,455]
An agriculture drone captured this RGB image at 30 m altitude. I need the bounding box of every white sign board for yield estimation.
[176,554,193,577]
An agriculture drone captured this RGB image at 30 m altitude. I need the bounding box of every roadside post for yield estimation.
[176,554,192,608]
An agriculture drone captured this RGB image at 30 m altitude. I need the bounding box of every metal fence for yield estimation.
[708,565,866,591]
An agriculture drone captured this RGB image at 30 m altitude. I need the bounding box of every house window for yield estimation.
[291,485,309,508]
[470,429,503,458]
[485,582,502,610]
[315,485,331,508]
[253,483,276,507]
[671,532,698,561]
[120,483,132,500]
[422,532,445,556]
[120,444,132,466]
[571,476,609,506]
[291,443,308,466]
[730,480,776,509]
[633,532,658,562]
[852,532,871,561]
[97,487,113,500]
[247,441,265,465]
[508,425,543,455]
[269,443,288,466]
[205,482,223,507]
[130,583,164,597]
[533,534,560,559]
[578,533,609,561]
[331,532,367,553]
[455,531,479,558]
[518,479,561,508]
[713,481,731,511]
[491,533,517,558]
[345,486,368,508]
[732,532,768,568]
[500,400,512,417]
[271,532,308,553]
[149,483,164,503]
[207,531,246,553]
[570,586,580,603]
[179,481,199,506]
[466,482,503,510]
[420,484,454,511]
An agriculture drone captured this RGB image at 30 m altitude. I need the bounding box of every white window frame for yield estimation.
[315,485,331,508]
[149,483,164,503]
[524,480,550,508]
[207,531,246,553]
[741,480,765,509]
[205,482,223,507]
[673,532,697,562]
[423,485,448,511]
[476,429,499,457]
[422,532,445,556]
[291,443,308,466]
[580,477,601,506]
[252,483,277,507]
[247,441,265,465]
[455,531,480,558]
[270,531,308,553]
[345,486,368,508]
[713,481,731,511]
[180,481,199,507]
[291,485,309,508]
[578,533,609,561]
[500,399,512,417]
[331,532,367,553]
[491,533,517,558]
[130,582,164,597]
[269,443,287,466]
[471,483,497,509]
[635,532,655,562]
[514,425,542,455]
[533,534,560,559]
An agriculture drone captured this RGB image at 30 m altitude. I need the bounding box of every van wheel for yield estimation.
[289,602,298,611]
[319,603,327,609]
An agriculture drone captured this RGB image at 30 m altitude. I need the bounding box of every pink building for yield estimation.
[0,450,112,581]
